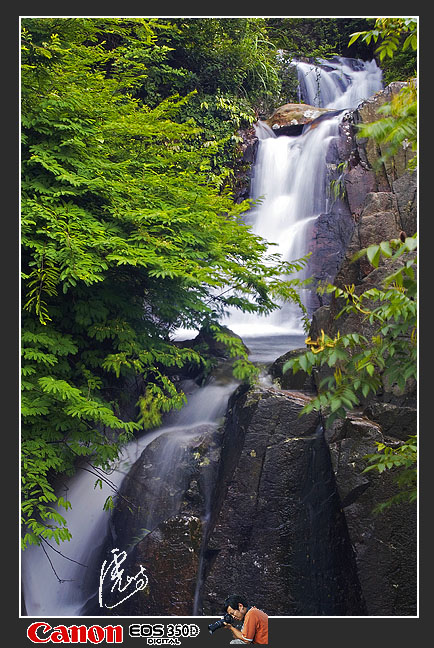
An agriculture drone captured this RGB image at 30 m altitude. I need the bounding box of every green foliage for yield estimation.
[328,161,349,203]
[348,18,417,62]
[179,91,256,183]
[265,18,365,61]
[21,17,300,548]
[348,17,417,84]
[363,436,417,511]
[133,18,281,170]
[152,18,281,103]
[282,236,417,507]
[207,324,259,383]
[283,235,417,426]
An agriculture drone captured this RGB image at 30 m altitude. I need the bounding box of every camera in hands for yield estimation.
[208,612,233,634]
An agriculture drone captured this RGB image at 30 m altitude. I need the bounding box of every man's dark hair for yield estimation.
[223,594,249,613]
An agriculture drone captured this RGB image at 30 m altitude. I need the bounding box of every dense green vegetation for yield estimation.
[21,17,417,548]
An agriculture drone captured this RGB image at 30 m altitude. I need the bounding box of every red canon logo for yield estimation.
[27,622,123,644]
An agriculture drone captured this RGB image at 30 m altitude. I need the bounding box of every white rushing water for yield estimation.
[223,116,340,339]
[294,56,383,110]
[21,57,383,617]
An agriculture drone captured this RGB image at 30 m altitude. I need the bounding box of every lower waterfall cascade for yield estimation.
[21,56,385,617]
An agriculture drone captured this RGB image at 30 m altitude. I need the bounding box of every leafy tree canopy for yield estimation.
[21,17,301,548]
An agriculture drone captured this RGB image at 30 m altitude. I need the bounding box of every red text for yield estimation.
[27,622,123,644]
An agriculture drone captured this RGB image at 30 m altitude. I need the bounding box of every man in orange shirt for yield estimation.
[222,594,268,645]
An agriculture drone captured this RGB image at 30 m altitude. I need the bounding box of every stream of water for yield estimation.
[21,56,383,617]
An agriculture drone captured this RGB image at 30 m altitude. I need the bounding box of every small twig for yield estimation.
[40,536,87,568]
[40,541,75,584]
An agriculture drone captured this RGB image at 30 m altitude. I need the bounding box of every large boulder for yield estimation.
[268,348,315,392]
[266,102,332,135]
[201,385,366,616]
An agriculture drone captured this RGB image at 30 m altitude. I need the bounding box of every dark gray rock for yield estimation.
[86,421,225,616]
[306,209,355,307]
[233,125,258,203]
[393,170,417,236]
[362,401,416,441]
[100,514,204,616]
[201,386,366,616]
[111,424,222,552]
[344,164,377,219]
[326,414,417,615]
[308,305,332,339]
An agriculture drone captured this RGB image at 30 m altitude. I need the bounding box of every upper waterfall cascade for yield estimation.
[222,57,383,340]
[294,56,383,110]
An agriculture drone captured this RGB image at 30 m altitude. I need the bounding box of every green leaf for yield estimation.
[366,364,375,377]
[298,354,309,373]
[379,241,393,257]
[348,31,366,47]
[366,245,381,267]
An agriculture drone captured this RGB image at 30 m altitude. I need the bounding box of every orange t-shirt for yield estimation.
[241,607,268,644]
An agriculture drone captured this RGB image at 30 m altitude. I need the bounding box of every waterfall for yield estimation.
[222,56,382,352]
[224,114,340,339]
[294,56,383,110]
[21,56,383,617]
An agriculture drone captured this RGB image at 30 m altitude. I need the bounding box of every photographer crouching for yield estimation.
[219,594,268,644]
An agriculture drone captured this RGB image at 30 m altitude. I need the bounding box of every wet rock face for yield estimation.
[93,385,368,617]
[87,423,224,616]
[341,81,417,228]
[362,402,417,441]
[201,386,366,616]
[233,125,258,203]
[89,380,416,618]
[110,424,222,552]
[326,415,417,616]
[355,82,415,190]
[268,348,315,391]
[306,208,355,312]
[103,515,204,616]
